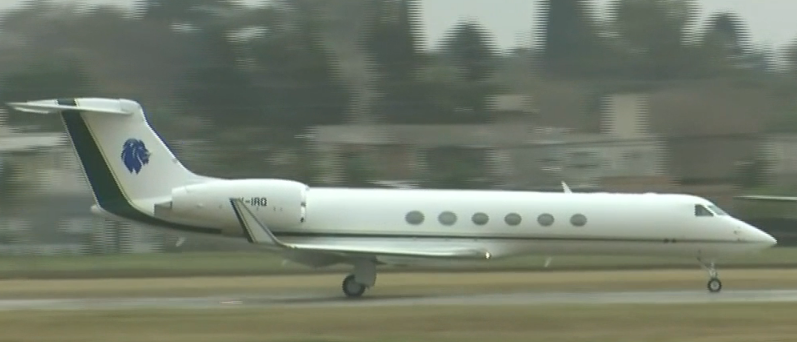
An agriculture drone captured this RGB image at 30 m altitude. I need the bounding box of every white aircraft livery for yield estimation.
[7,98,778,298]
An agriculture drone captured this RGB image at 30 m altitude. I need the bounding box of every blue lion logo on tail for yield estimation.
[121,138,151,174]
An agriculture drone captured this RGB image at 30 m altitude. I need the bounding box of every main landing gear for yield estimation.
[342,274,367,298]
[699,258,722,293]
[341,260,377,298]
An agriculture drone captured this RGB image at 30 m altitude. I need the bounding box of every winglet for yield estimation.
[561,181,572,193]
[229,198,295,249]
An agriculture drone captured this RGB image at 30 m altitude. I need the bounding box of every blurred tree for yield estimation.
[0,158,20,205]
[278,0,382,126]
[699,11,753,75]
[541,0,607,78]
[179,24,263,128]
[177,3,349,132]
[443,21,499,83]
[783,39,797,76]
[0,57,95,131]
[175,2,350,179]
[362,0,440,124]
[365,0,420,83]
[704,12,748,56]
[138,0,256,133]
[249,4,350,130]
[0,2,204,108]
[744,44,777,75]
[439,20,500,123]
[609,0,699,80]
[136,0,236,24]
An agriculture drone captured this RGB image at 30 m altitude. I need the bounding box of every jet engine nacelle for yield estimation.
[169,179,307,231]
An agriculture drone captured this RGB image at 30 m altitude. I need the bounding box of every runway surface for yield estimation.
[2,289,797,311]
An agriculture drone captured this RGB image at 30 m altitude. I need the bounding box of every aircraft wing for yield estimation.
[734,195,797,202]
[228,199,492,260]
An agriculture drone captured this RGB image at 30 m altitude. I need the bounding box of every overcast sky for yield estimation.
[3,0,796,51]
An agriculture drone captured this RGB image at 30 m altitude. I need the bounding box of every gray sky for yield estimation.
[3,0,796,51]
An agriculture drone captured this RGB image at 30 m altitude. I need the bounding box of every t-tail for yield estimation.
[6,98,219,233]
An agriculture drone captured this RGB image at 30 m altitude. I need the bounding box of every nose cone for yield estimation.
[745,224,777,247]
[758,230,778,247]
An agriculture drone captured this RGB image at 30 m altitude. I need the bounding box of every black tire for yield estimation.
[707,277,722,293]
[342,274,366,298]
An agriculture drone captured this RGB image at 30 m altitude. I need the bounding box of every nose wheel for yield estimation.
[699,258,722,293]
[707,277,722,293]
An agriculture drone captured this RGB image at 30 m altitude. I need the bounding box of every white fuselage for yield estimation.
[296,189,763,258]
[111,179,775,264]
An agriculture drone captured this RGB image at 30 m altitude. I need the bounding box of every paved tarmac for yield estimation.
[2,289,797,311]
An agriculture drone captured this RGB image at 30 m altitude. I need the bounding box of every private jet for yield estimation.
[7,98,777,298]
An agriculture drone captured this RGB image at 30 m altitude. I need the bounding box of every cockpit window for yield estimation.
[708,205,728,216]
[694,204,714,217]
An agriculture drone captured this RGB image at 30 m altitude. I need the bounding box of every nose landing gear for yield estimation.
[707,277,722,293]
[699,258,722,293]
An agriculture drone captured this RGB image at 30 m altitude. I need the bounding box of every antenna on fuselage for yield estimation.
[544,256,553,268]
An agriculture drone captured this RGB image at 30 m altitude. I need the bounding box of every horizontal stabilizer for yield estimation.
[7,100,130,116]
[228,198,492,260]
[735,195,797,202]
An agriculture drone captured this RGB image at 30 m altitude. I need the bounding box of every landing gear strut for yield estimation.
[699,258,722,293]
[341,260,377,298]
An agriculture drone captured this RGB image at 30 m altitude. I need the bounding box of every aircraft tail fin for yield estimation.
[6,98,211,216]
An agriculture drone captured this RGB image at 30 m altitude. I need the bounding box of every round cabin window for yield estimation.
[438,211,457,226]
[405,211,424,225]
[537,213,554,226]
[472,212,489,225]
[570,214,587,227]
[504,213,522,226]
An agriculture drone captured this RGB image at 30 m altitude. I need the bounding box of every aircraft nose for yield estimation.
[744,224,777,247]
[760,230,778,247]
